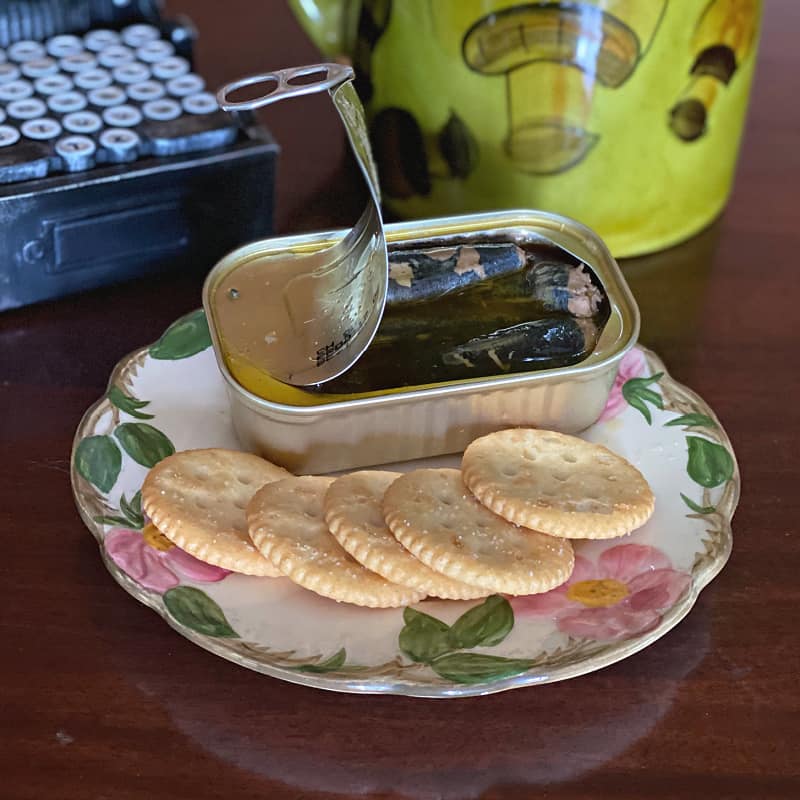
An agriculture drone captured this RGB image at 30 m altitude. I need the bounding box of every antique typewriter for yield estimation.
[0,0,278,311]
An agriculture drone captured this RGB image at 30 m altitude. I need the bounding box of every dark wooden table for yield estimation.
[2,2,798,798]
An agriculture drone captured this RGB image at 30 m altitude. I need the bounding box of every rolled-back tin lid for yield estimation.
[217,63,387,386]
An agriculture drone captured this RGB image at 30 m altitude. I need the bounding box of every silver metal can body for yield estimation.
[203,210,640,474]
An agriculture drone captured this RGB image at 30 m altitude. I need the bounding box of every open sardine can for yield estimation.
[203,208,640,474]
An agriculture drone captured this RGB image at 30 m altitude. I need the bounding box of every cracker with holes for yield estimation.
[141,448,290,576]
[462,429,655,539]
[247,476,425,608]
[324,471,489,601]
[382,468,574,595]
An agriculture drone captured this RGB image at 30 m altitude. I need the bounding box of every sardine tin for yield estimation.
[203,210,640,473]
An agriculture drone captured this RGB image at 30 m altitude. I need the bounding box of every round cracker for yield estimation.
[382,468,574,595]
[247,476,425,608]
[462,429,655,539]
[324,471,489,601]
[141,448,290,576]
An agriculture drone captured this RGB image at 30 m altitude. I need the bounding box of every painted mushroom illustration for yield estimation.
[460,1,667,174]
[370,107,479,198]
[670,0,760,141]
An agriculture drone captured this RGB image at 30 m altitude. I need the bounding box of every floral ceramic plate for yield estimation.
[71,311,739,698]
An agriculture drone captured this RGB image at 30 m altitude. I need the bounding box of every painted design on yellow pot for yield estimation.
[670,0,761,140]
[459,1,667,174]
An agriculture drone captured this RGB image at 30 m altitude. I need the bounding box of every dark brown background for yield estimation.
[2,2,799,799]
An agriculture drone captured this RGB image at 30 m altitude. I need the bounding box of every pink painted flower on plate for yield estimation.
[598,347,648,422]
[105,525,230,593]
[512,544,691,642]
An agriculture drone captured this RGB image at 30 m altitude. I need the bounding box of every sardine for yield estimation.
[387,243,526,305]
[442,318,598,375]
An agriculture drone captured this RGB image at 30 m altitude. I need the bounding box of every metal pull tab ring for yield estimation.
[217,63,354,112]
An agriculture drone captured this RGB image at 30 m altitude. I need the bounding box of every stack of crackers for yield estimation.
[141,429,655,607]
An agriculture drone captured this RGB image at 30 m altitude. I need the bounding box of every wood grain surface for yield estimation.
[1,2,798,798]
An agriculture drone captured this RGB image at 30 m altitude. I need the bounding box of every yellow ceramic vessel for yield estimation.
[290,0,762,257]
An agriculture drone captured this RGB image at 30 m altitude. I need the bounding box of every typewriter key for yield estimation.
[142,98,181,121]
[88,86,127,107]
[62,111,103,134]
[102,105,143,128]
[0,125,20,146]
[7,98,46,120]
[167,74,204,97]
[21,58,58,79]
[21,118,62,141]
[55,135,97,171]
[48,92,88,114]
[0,80,34,101]
[74,69,112,90]
[84,30,121,53]
[126,80,165,102]
[99,128,141,162]
[47,36,84,58]
[152,57,189,80]
[35,74,73,95]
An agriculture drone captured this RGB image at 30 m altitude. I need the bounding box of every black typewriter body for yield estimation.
[0,1,278,311]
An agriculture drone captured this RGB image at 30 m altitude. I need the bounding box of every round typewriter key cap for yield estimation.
[100,128,141,162]
[7,97,46,120]
[182,92,218,115]
[137,40,175,64]
[88,86,127,107]
[151,56,189,80]
[35,74,73,95]
[126,80,165,102]
[8,41,46,63]
[121,24,161,48]
[0,64,21,83]
[74,68,111,90]
[21,117,62,141]
[48,91,87,114]
[166,74,205,97]
[112,62,150,84]
[102,104,143,128]
[60,53,97,73]
[84,29,121,52]
[46,35,84,58]
[21,58,58,78]
[98,45,135,68]
[142,98,181,121]
[56,135,96,171]
[0,79,34,101]
[0,125,21,146]
[63,110,102,134]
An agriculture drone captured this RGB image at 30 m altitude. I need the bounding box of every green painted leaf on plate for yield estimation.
[664,413,717,429]
[163,586,238,638]
[399,607,453,664]
[119,491,144,529]
[686,436,734,488]
[295,648,348,673]
[114,423,175,468]
[448,595,513,650]
[621,373,664,425]
[149,309,212,360]
[680,493,716,515]
[107,385,154,419]
[430,653,534,684]
[74,435,122,493]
